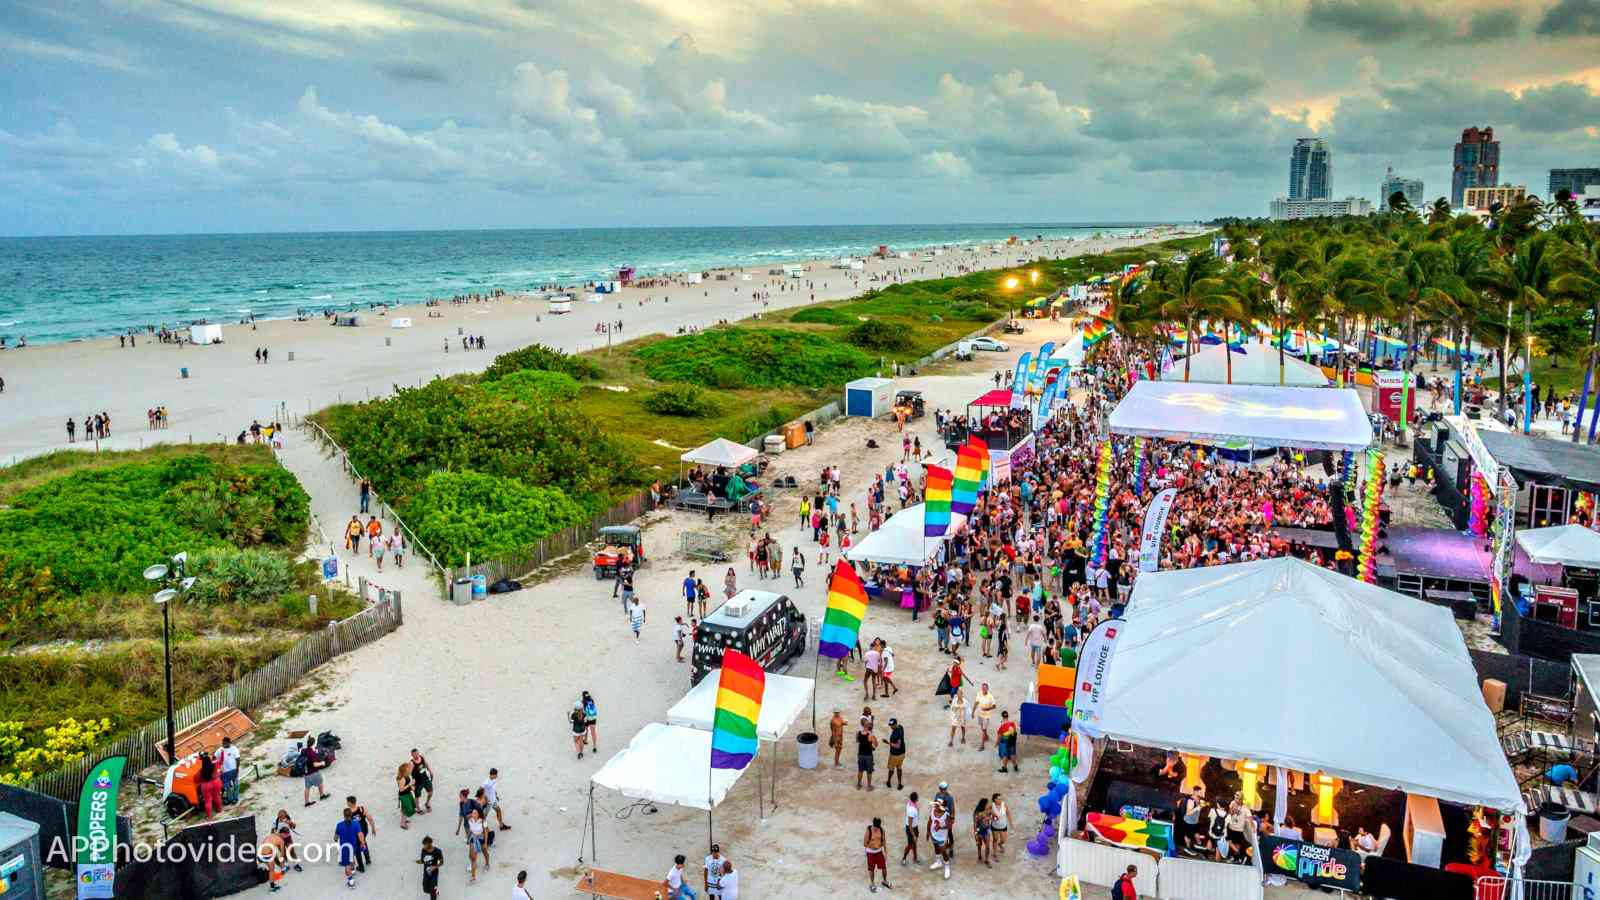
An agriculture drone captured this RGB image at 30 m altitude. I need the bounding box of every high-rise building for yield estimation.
[1289,138,1332,201]
[1269,196,1373,220]
[1550,168,1600,199]
[1451,127,1499,207]
[1463,184,1527,211]
[1379,166,1425,211]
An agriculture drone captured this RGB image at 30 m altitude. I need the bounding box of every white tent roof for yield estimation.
[590,723,748,811]
[681,437,759,468]
[1098,557,1522,811]
[1060,333,1086,367]
[667,671,814,741]
[1516,524,1600,567]
[846,503,965,566]
[1108,380,1372,452]
[1163,343,1327,386]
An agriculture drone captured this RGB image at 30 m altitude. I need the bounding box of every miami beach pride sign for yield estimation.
[75,756,126,899]
[1261,835,1361,892]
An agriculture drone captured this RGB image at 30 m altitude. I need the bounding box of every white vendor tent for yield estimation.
[667,671,813,741]
[189,324,223,345]
[1093,556,1522,811]
[846,503,965,566]
[1516,524,1600,568]
[389,317,412,329]
[590,723,747,811]
[1108,380,1372,452]
[1060,333,1086,367]
[1162,343,1327,386]
[681,438,759,469]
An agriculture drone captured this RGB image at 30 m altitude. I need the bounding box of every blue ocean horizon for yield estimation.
[0,222,1174,344]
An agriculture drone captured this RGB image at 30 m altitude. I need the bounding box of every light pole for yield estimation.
[143,553,195,761]
[1005,276,1020,323]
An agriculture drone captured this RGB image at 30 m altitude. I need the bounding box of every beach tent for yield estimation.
[846,503,965,566]
[1108,380,1372,452]
[590,723,747,811]
[189,324,223,345]
[1161,343,1327,386]
[667,671,813,740]
[681,438,759,469]
[1090,557,1522,812]
[1516,524,1600,568]
[1060,333,1086,367]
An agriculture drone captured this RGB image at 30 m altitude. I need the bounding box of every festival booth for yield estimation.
[667,671,814,810]
[674,438,763,513]
[1061,557,1524,900]
[1499,524,1600,662]
[1160,342,1329,387]
[846,502,966,566]
[943,389,1035,477]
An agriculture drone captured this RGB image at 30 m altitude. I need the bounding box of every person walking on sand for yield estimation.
[463,807,487,884]
[417,837,443,900]
[570,700,589,758]
[396,762,417,829]
[928,797,952,879]
[791,546,806,588]
[335,807,365,888]
[366,516,382,557]
[879,643,899,696]
[345,796,375,872]
[995,710,1020,773]
[947,686,968,746]
[990,793,1010,856]
[66,417,75,443]
[856,721,879,791]
[582,691,599,749]
[864,817,892,892]
[767,543,782,580]
[665,854,696,900]
[482,768,510,830]
[974,683,997,751]
[886,718,907,791]
[723,567,738,600]
[628,596,646,642]
[673,616,690,662]
[901,791,921,866]
[695,576,710,619]
[683,570,698,618]
[407,749,433,813]
[345,516,362,554]
[828,708,847,767]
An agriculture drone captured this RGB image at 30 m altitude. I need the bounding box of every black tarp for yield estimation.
[0,784,133,871]
[114,816,261,900]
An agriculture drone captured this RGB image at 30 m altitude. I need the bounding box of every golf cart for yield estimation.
[1002,320,1025,334]
[893,389,926,420]
[593,525,645,580]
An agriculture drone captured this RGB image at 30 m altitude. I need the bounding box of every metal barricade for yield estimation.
[1476,875,1576,900]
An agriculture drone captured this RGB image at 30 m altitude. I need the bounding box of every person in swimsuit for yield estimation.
[972,798,992,867]
[863,816,891,893]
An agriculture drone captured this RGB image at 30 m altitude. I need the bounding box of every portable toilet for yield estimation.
[0,813,42,900]
[844,377,893,418]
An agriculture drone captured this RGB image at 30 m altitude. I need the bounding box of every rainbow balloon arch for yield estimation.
[1088,440,1115,568]
[1355,449,1384,583]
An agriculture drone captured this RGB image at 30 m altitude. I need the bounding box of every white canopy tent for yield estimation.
[1162,342,1328,386]
[1092,556,1522,812]
[1108,380,1372,452]
[667,671,813,741]
[1516,524,1600,568]
[590,723,748,811]
[1059,333,1086,367]
[681,438,759,469]
[846,503,966,566]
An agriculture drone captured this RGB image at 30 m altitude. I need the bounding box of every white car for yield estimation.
[970,336,1009,352]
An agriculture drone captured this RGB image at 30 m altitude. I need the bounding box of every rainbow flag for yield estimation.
[952,442,984,515]
[924,464,953,537]
[1086,812,1173,854]
[966,435,991,487]
[710,648,765,770]
[1082,316,1112,347]
[819,560,869,659]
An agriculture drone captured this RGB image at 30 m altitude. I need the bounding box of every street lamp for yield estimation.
[143,553,194,761]
[1004,276,1020,323]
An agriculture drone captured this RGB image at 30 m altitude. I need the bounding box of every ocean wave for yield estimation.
[255,289,268,294]
[0,320,18,327]
[310,294,333,300]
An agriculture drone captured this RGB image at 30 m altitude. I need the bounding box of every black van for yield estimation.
[690,589,808,686]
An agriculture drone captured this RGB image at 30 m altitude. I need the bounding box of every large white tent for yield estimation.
[1108,380,1372,452]
[846,503,965,566]
[667,671,813,741]
[1162,342,1328,386]
[590,723,748,811]
[680,438,759,469]
[1516,524,1600,567]
[1091,556,1521,811]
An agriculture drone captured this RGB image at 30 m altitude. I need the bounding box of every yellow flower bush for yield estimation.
[0,717,113,785]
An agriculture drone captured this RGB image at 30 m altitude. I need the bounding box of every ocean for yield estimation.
[0,223,1166,344]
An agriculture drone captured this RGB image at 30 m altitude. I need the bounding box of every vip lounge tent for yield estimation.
[667,671,814,809]
[846,503,967,566]
[1108,380,1372,452]
[1087,556,1522,813]
[681,438,759,470]
[1161,342,1328,386]
[1516,524,1600,568]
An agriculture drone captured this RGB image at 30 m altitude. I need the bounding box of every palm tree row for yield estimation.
[1113,192,1600,442]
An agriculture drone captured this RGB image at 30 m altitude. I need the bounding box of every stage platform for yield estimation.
[1383,526,1493,606]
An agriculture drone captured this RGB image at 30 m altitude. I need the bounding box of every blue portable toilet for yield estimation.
[845,377,893,417]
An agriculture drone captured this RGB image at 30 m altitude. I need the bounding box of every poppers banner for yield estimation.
[952,444,984,515]
[75,755,127,899]
[1088,440,1114,568]
[819,560,869,659]
[710,649,765,770]
[1355,448,1383,583]
[924,464,953,538]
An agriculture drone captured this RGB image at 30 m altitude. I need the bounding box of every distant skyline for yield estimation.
[4,0,1600,235]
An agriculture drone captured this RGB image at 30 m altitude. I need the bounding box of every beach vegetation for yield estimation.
[635,327,876,390]
[788,307,853,326]
[845,319,914,352]
[643,383,722,418]
[482,369,582,404]
[407,470,589,565]
[481,342,602,382]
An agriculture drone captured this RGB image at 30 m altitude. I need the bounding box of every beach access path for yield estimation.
[0,229,1199,463]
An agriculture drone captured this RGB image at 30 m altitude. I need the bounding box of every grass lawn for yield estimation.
[1483,355,1594,399]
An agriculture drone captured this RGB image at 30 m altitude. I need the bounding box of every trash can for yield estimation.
[287,351,295,362]
[385,337,392,347]
[180,367,189,379]
[1539,800,1570,842]
[796,732,819,769]
[451,578,474,606]
[471,574,487,598]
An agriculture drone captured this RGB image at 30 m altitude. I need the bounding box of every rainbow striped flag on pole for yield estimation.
[965,435,991,488]
[819,561,869,659]
[952,442,984,515]
[1082,315,1113,347]
[710,648,765,770]
[924,464,953,538]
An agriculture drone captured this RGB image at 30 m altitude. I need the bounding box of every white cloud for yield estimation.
[920,150,972,178]
[148,133,219,167]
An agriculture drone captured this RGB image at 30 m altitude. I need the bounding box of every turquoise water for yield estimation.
[0,223,1164,344]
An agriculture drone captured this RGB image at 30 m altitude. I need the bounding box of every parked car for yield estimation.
[971,336,1010,352]
[691,590,808,686]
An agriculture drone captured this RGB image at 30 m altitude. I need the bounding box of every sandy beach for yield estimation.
[0,228,1200,462]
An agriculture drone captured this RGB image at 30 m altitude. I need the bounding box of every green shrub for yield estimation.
[483,369,581,404]
[635,328,875,390]
[845,319,913,352]
[790,307,853,326]
[408,471,589,566]
[186,548,297,605]
[643,384,722,418]
[482,343,602,382]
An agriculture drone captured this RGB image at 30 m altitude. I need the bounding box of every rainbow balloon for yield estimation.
[1131,437,1148,495]
[818,560,869,659]
[1088,440,1114,568]
[1355,448,1384,583]
[710,648,766,770]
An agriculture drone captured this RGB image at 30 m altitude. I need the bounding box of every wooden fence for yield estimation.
[449,489,654,586]
[22,595,404,803]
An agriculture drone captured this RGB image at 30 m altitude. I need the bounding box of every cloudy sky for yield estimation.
[3,0,1600,235]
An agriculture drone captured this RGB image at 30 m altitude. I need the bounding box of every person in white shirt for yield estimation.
[482,769,509,830]
[902,792,921,865]
[704,844,724,898]
[717,860,738,900]
[218,736,240,804]
[665,854,695,900]
[512,869,533,899]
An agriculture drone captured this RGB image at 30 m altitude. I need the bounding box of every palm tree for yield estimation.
[1553,225,1600,441]
[1383,231,1445,436]
[1484,199,1551,421]
[1261,236,1308,385]
[1428,198,1453,225]
[1147,251,1226,382]
[1386,191,1417,221]
[1212,265,1262,384]
[1420,229,1495,414]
